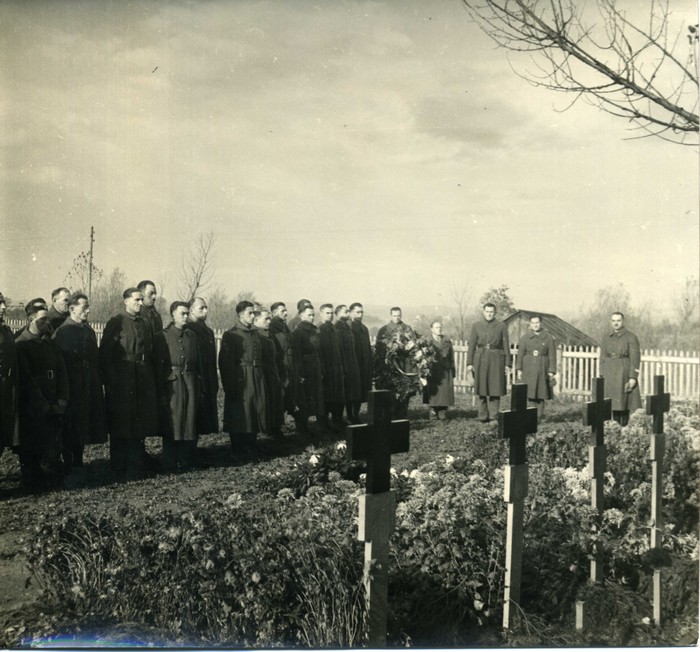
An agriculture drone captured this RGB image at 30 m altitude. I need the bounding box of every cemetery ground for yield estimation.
[0,394,697,648]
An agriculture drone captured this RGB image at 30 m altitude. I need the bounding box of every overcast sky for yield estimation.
[1,0,697,319]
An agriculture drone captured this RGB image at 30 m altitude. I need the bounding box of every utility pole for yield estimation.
[88,226,95,297]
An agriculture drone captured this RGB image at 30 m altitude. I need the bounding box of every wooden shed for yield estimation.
[504,310,598,347]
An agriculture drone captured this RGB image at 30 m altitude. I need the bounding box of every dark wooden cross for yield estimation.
[646,375,671,626]
[498,383,538,465]
[583,376,612,446]
[577,376,612,629]
[346,390,410,494]
[497,383,537,630]
[647,374,671,435]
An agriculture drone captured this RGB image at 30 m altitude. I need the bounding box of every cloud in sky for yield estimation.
[0,0,697,317]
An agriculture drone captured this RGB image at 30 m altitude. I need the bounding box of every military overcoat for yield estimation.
[516,330,556,400]
[162,323,201,441]
[335,319,361,403]
[15,330,69,454]
[269,316,295,412]
[319,321,345,404]
[257,328,284,433]
[351,320,373,401]
[600,327,642,412]
[0,321,19,452]
[290,321,324,417]
[186,320,219,434]
[218,322,267,434]
[423,335,455,407]
[466,319,512,397]
[99,310,159,440]
[54,319,107,446]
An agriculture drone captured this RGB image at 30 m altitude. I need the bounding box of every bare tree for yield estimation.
[449,282,475,341]
[462,0,699,144]
[178,232,216,302]
[65,251,103,294]
[677,275,699,324]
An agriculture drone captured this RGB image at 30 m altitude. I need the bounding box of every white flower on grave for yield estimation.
[473,598,484,611]
[642,617,651,625]
[604,471,616,489]
[359,473,367,481]
[419,376,428,386]
[225,493,243,508]
[445,454,455,467]
[409,469,420,479]
[252,571,261,584]
[309,454,320,466]
[336,440,347,451]
[400,469,410,478]
[390,467,398,478]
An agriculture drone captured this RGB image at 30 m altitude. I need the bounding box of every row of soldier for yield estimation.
[0,282,642,489]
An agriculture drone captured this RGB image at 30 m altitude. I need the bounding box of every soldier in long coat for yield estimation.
[16,305,69,490]
[161,302,201,472]
[46,287,70,334]
[13,298,48,340]
[99,288,159,480]
[335,305,362,423]
[422,321,455,419]
[375,306,417,418]
[0,292,19,458]
[600,312,642,426]
[218,301,267,453]
[54,293,107,485]
[287,298,312,333]
[254,310,284,438]
[349,302,373,424]
[515,314,556,421]
[318,304,345,431]
[290,305,324,439]
[270,302,296,418]
[187,297,219,436]
[467,303,512,423]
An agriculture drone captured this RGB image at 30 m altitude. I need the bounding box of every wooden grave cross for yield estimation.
[646,375,670,626]
[346,389,410,647]
[577,376,612,630]
[497,383,538,630]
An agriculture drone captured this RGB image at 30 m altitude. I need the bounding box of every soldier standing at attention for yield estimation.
[47,287,70,334]
[187,297,219,438]
[600,312,642,426]
[467,302,512,423]
[54,293,107,486]
[515,314,556,422]
[99,288,159,481]
[0,292,19,462]
[16,305,69,490]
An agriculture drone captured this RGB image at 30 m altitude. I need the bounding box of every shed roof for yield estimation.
[505,310,598,347]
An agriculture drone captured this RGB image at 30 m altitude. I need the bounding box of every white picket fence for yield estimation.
[7,320,698,400]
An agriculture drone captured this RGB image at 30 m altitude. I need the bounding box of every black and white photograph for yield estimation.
[0,0,698,647]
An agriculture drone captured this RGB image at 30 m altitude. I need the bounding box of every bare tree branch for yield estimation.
[177,231,216,303]
[462,0,699,144]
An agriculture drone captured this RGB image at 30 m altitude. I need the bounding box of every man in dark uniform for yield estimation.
[0,292,19,460]
[318,304,345,431]
[375,306,417,418]
[290,304,324,441]
[349,302,373,424]
[161,301,201,472]
[467,302,512,423]
[14,298,48,339]
[187,297,219,437]
[136,279,167,466]
[270,302,295,421]
[288,298,312,333]
[515,314,556,422]
[99,288,159,481]
[54,293,107,486]
[47,287,70,334]
[254,309,284,439]
[218,301,267,455]
[334,304,361,425]
[15,305,69,490]
[600,312,642,426]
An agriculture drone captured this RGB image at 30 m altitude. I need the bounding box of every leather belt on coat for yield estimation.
[123,353,146,363]
[477,344,503,350]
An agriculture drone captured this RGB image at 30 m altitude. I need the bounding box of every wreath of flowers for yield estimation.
[374,329,437,402]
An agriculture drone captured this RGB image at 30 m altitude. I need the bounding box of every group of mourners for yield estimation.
[0,280,642,491]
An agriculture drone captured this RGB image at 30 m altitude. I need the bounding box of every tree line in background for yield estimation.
[3,233,698,352]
